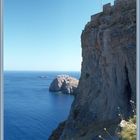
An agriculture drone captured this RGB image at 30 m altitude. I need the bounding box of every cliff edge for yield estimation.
[49,0,136,139]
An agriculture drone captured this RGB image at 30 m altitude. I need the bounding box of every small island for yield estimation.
[49,75,79,95]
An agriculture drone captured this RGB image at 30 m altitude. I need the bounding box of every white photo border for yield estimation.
[0,0,139,140]
[0,0,3,140]
[136,0,140,139]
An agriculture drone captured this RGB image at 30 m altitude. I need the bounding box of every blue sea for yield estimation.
[4,71,80,140]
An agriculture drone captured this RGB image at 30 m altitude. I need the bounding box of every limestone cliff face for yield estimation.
[49,0,136,139]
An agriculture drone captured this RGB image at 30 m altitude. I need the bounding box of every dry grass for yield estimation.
[120,115,136,140]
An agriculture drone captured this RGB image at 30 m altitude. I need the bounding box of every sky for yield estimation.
[4,0,114,71]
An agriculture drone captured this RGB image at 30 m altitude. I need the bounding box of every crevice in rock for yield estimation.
[114,68,117,85]
[73,109,80,119]
[85,73,90,79]
[124,64,132,115]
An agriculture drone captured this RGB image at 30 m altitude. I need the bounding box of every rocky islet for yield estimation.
[49,75,79,95]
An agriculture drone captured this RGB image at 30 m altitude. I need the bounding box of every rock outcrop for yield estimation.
[49,75,79,95]
[48,121,66,140]
[49,0,136,139]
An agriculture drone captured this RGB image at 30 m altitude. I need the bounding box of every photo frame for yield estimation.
[0,0,140,139]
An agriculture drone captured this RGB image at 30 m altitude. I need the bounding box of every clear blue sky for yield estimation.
[4,0,114,71]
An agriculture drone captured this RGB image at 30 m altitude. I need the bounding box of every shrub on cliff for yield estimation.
[119,115,136,140]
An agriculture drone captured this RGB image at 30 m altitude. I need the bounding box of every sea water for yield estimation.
[4,71,80,140]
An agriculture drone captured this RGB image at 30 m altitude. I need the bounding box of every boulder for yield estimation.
[49,75,79,95]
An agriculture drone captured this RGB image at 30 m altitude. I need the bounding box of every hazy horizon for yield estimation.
[4,0,114,71]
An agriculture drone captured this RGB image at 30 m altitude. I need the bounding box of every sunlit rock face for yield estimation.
[49,0,136,139]
[49,75,79,95]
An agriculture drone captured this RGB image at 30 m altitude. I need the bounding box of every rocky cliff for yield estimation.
[49,0,136,139]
